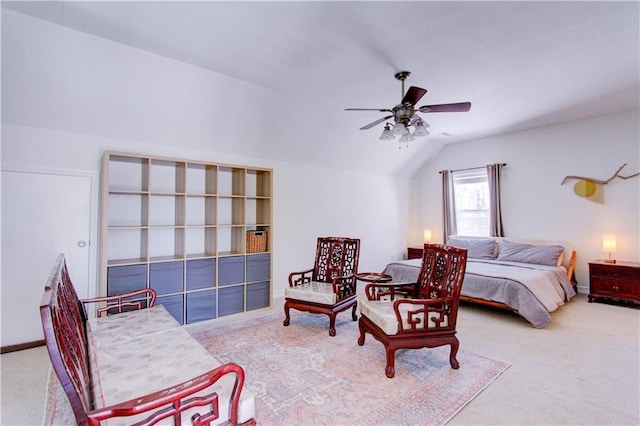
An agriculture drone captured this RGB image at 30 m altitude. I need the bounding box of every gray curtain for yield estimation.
[441,170,457,243]
[486,163,505,237]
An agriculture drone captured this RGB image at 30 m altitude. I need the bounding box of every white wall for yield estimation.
[2,123,412,301]
[1,10,414,310]
[415,110,640,293]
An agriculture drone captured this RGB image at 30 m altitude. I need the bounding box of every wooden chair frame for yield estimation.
[358,244,468,378]
[284,237,360,336]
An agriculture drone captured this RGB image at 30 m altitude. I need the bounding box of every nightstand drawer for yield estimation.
[591,277,638,298]
[590,264,640,281]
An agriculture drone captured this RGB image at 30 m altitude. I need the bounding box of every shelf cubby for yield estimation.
[108,155,149,192]
[150,159,186,194]
[107,228,148,264]
[186,163,217,195]
[185,226,216,258]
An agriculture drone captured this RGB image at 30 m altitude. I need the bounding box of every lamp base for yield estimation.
[604,258,617,264]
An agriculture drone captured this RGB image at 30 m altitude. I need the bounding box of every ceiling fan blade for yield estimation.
[418,102,472,113]
[401,86,427,105]
[360,115,393,130]
[345,108,393,112]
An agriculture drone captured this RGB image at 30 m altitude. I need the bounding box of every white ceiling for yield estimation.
[3,1,639,176]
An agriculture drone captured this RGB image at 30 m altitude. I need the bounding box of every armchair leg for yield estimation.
[328,313,337,337]
[385,348,397,378]
[357,317,366,346]
[449,338,460,369]
[283,302,290,327]
[351,302,358,321]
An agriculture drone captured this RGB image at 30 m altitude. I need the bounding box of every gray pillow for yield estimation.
[497,240,564,266]
[448,237,497,260]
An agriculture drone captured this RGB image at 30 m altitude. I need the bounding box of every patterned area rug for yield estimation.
[194,312,509,425]
[45,312,509,425]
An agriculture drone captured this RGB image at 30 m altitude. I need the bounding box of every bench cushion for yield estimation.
[359,299,449,335]
[87,305,255,424]
[284,281,340,305]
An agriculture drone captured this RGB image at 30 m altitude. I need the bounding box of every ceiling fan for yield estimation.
[345,71,471,144]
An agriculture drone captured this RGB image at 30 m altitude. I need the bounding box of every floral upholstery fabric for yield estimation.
[284,281,339,305]
[86,305,255,424]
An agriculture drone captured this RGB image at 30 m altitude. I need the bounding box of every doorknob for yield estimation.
[77,240,88,248]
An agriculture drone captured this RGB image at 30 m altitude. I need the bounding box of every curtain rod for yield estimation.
[439,163,507,174]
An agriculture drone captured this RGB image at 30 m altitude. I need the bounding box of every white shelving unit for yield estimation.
[100,152,272,324]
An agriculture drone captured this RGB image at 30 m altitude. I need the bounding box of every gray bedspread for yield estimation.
[381,258,576,328]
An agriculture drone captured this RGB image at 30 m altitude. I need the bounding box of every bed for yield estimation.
[382,237,577,328]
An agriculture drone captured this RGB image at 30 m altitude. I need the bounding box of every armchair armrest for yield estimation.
[364,282,417,301]
[392,297,451,332]
[330,273,357,300]
[288,268,314,287]
[87,362,251,426]
[81,289,158,317]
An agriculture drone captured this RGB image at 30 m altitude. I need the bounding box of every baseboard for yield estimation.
[1,340,45,354]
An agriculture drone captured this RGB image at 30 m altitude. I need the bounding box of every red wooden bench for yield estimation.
[40,254,256,425]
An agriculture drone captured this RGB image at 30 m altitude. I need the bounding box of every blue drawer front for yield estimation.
[186,289,217,323]
[107,264,147,296]
[247,281,270,311]
[218,286,244,317]
[246,254,270,282]
[150,261,183,295]
[157,294,184,325]
[218,256,245,286]
[186,258,216,290]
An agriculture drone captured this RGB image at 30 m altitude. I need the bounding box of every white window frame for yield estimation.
[452,168,490,237]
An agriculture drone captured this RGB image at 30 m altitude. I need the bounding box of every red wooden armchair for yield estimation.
[357,244,467,378]
[284,237,360,336]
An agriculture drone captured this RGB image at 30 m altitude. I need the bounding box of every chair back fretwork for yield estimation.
[414,244,468,330]
[313,237,360,283]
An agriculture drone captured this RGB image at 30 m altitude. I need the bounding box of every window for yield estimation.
[452,169,489,236]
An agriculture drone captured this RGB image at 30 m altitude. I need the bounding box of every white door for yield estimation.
[1,169,96,347]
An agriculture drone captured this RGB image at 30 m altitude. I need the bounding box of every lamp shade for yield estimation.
[392,122,408,136]
[399,132,415,142]
[379,124,395,140]
[602,235,617,253]
[423,229,432,242]
[413,121,430,137]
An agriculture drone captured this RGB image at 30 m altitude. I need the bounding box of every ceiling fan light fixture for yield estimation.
[392,122,408,136]
[345,70,471,146]
[413,120,430,137]
[399,132,415,143]
[379,123,395,140]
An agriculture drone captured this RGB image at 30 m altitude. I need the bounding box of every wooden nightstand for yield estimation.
[407,247,424,260]
[588,260,640,306]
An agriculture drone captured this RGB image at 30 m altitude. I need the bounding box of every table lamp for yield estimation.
[602,234,617,264]
[423,229,432,243]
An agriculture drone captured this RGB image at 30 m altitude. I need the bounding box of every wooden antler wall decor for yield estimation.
[561,163,640,185]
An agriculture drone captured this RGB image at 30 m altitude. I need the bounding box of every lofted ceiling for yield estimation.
[2,1,639,176]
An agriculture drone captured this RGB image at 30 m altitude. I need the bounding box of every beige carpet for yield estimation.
[44,312,508,425]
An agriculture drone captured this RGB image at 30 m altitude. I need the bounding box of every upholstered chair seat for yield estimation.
[284,281,342,305]
[358,299,449,335]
